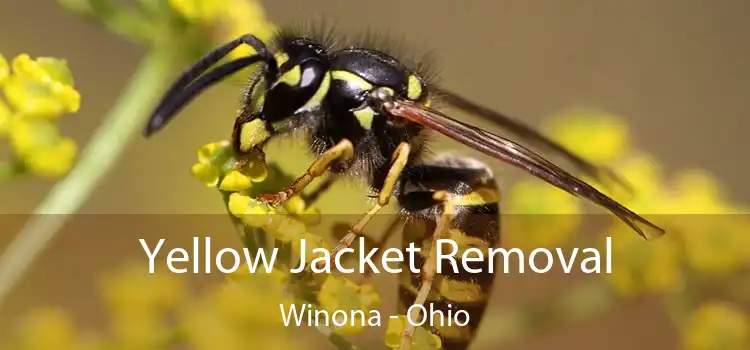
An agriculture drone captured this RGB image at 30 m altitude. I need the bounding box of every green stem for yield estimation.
[0,50,173,308]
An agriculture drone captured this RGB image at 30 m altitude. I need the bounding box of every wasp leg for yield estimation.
[300,173,339,208]
[325,142,411,263]
[257,139,354,205]
[400,191,456,350]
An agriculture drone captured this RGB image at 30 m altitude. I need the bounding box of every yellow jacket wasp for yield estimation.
[144,25,665,350]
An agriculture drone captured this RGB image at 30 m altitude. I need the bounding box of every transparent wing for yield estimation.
[435,87,633,194]
[384,98,665,239]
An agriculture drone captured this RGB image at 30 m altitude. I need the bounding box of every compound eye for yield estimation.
[406,74,427,102]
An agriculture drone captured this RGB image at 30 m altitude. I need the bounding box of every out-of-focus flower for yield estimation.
[316,275,381,335]
[384,315,442,350]
[167,0,277,59]
[504,179,582,249]
[662,169,732,215]
[544,108,631,163]
[683,301,749,350]
[601,153,665,208]
[168,0,227,23]
[100,263,186,349]
[663,170,750,272]
[12,308,79,350]
[1,52,80,180]
[605,226,684,296]
[7,118,77,178]
[182,267,299,350]
[214,0,278,58]
[100,262,187,322]
[207,272,293,327]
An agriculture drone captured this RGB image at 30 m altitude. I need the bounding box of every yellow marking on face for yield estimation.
[275,65,301,87]
[451,187,500,206]
[331,70,373,90]
[239,119,270,152]
[353,107,376,129]
[407,75,423,100]
[274,52,290,66]
[299,72,331,111]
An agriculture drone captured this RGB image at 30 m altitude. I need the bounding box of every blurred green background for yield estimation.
[1,0,749,349]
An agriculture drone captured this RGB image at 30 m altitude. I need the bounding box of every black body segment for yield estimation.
[397,156,501,350]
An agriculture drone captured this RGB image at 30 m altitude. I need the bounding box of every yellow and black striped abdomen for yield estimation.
[397,156,501,350]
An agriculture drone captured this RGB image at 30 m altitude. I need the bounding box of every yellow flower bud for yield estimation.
[227,193,252,217]
[24,137,77,178]
[196,141,226,163]
[228,195,274,228]
[219,170,252,191]
[4,54,80,118]
[190,162,219,186]
[11,54,45,81]
[3,75,80,118]
[282,196,307,215]
[8,118,59,155]
[237,205,270,227]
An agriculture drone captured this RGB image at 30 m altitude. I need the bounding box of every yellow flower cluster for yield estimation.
[0,53,80,179]
[184,267,299,350]
[683,301,749,350]
[190,140,393,343]
[509,108,750,297]
[6,262,304,350]
[504,179,583,249]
